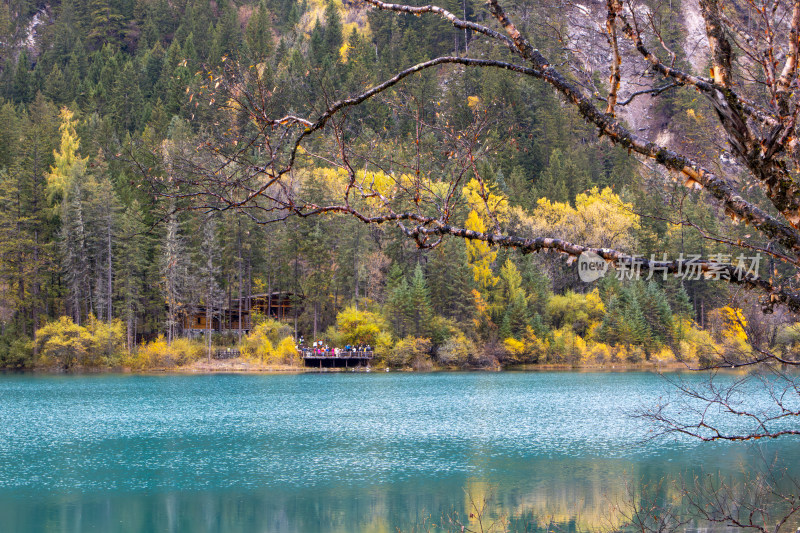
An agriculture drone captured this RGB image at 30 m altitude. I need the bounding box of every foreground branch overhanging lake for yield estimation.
[152,0,800,319]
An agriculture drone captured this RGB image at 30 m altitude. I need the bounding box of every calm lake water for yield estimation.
[0,371,797,532]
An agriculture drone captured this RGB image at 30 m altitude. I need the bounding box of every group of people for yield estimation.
[305,341,373,356]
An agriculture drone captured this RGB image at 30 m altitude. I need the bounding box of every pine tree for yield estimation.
[47,0,84,68]
[386,262,406,294]
[12,51,33,104]
[110,60,144,132]
[669,281,693,319]
[343,27,376,92]
[46,107,94,324]
[298,219,335,340]
[504,166,533,207]
[244,0,273,63]
[65,49,88,105]
[499,259,530,339]
[0,132,56,336]
[600,286,653,349]
[640,282,674,345]
[137,0,175,49]
[116,200,147,350]
[534,148,570,203]
[323,0,343,63]
[61,179,91,324]
[139,42,165,99]
[86,151,122,322]
[18,95,60,336]
[388,275,413,337]
[159,39,189,115]
[87,0,126,50]
[0,164,34,335]
[161,206,186,344]
[43,66,71,105]
[623,296,651,348]
[285,0,301,29]
[210,0,240,63]
[183,0,214,61]
[428,239,474,322]
[409,264,433,337]
[199,213,223,360]
[0,101,19,178]
[331,217,368,310]
[309,19,326,68]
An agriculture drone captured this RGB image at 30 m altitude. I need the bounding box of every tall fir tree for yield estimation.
[87,0,126,50]
[244,0,273,64]
[116,200,147,350]
[199,213,223,359]
[161,206,187,344]
[408,263,433,338]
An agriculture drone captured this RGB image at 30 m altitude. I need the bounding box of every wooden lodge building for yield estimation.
[183,291,297,335]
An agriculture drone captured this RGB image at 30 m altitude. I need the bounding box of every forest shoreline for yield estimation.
[2,359,694,375]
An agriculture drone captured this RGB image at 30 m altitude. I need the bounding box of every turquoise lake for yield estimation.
[0,371,797,532]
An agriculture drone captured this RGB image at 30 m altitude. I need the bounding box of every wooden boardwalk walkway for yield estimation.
[210,348,374,368]
[301,349,374,368]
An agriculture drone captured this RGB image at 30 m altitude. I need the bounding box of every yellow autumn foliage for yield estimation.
[495,324,721,367]
[503,337,526,358]
[651,346,677,364]
[462,178,509,224]
[549,327,588,363]
[717,306,748,337]
[708,306,751,360]
[124,336,205,369]
[240,318,297,365]
[275,337,301,364]
[586,342,612,364]
[546,289,605,336]
[308,167,433,211]
[298,0,370,46]
[465,210,499,289]
[675,319,721,364]
[330,306,390,347]
[241,337,274,362]
[35,315,125,369]
[438,334,476,366]
[514,187,638,250]
[46,107,89,205]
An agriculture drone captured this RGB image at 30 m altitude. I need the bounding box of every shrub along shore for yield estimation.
[2,304,782,373]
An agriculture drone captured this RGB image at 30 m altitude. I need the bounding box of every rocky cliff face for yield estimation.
[563,0,710,151]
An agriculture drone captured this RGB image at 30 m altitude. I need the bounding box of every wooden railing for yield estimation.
[301,349,374,359]
[213,349,240,360]
[211,348,374,361]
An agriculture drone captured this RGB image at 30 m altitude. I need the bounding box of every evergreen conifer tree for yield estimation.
[409,264,433,337]
[116,200,147,350]
[244,0,273,63]
[161,207,186,345]
[199,213,223,359]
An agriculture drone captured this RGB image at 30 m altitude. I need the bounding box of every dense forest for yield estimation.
[1,0,797,370]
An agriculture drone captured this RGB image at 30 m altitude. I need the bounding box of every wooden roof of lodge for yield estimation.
[186,292,300,314]
[232,291,297,301]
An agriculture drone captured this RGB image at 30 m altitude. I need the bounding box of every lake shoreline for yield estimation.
[3,358,695,375]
